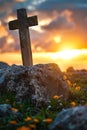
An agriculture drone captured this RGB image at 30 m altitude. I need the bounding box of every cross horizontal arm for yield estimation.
[9,20,18,30]
[9,16,38,30]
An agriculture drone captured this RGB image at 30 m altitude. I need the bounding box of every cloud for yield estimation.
[0,34,20,53]
[36,0,87,11]
[0,37,6,49]
[42,10,75,31]
[0,0,87,53]
[0,25,8,38]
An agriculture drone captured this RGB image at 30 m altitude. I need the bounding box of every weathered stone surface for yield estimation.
[0,63,68,106]
[49,106,87,130]
[0,104,21,119]
[0,104,11,117]
[0,62,9,69]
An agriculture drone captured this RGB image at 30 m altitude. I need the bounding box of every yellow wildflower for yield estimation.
[75,86,81,91]
[11,107,18,112]
[17,126,31,130]
[33,118,39,123]
[53,95,60,99]
[43,118,53,123]
[71,101,76,107]
[9,120,17,125]
[29,124,36,129]
[24,117,32,122]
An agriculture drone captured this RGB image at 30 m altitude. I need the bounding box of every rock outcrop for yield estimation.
[0,63,68,106]
[0,62,9,69]
[49,106,87,130]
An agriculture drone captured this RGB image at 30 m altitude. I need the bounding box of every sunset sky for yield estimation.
[0,0,87,71]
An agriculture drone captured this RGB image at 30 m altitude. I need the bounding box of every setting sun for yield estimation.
[1,49,87,71]
[53,49,83,60]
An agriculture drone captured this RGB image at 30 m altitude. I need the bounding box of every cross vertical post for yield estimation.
[9,8,38,66]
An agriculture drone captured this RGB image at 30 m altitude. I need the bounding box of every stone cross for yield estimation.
[9,8,38,66]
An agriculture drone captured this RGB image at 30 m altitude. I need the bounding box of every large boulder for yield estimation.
[0,63,68,106]
[49,106,87,130]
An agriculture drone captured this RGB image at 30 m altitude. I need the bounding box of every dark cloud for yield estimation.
[36,0,87,11]
[71,10,87,29]
[0,37,6,48]
[42,12,75,31]
[0,27,20,52]
[0,35,20,53]
[0,0,40,24]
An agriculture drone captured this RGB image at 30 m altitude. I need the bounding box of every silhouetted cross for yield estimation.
[9,8,38,66]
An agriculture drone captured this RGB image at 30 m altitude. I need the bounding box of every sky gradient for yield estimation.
[0,0,87,71]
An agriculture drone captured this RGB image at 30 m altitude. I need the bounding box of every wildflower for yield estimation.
[11,107,18,112]
[53,95,60,99]
[75,86,81,91]
[24,117,32,122]
[33,118,39,123]
[9,120,17,125]
[17,126,31,130]
[71,101,76,107]
[29,124,36,129]
[43,118,53,123]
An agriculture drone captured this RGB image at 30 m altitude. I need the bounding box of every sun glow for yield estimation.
[7,16,15,22]
[54,36,62,43]
[6,36,15,45]
[1,49,87,71]
[52,49,87,60]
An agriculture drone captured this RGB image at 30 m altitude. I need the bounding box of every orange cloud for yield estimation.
[0,25,8,38]
[6,35,15,45]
